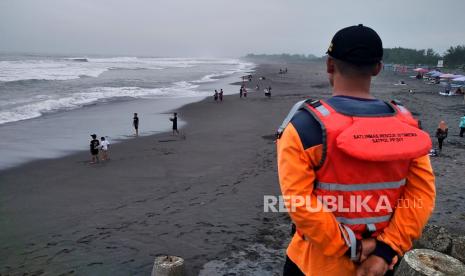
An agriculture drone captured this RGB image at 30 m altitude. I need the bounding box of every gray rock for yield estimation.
[416,224,452,253]
[450,236,465,264]
[395,249,465,276]
[151,256,185,276]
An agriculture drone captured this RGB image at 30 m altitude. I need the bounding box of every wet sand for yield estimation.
[1,61,464,275]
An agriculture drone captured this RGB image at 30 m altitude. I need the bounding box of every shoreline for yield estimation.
[0,65,254,171]
[1,61,465,275]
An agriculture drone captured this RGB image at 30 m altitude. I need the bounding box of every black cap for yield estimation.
[327,24,383,65]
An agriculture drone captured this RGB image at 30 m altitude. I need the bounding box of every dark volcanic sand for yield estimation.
[1,61,464,275]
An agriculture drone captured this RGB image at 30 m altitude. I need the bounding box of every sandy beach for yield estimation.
[1,61,465,275]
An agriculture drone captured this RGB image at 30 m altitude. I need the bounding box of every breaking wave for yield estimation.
[0,81,208,125]
[0,57,252,82]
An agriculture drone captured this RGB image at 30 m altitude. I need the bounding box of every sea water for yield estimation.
[0,54,254,170]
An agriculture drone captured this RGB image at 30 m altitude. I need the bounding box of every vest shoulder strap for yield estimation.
[276,99,314,138]
[390,99,410,114]
[389,100,421,128]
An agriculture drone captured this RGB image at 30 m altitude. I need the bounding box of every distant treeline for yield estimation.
[443,45,465,68]
[384,46,465,68]
[383,48,440,65]
[246,45,465,68]
[245,53,319,63]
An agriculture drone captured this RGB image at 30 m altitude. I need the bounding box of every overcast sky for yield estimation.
[1,0,464,57]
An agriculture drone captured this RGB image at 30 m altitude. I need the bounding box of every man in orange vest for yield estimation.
[277,25,435,276]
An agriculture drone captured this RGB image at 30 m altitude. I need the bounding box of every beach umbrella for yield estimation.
[453,76,465,82]
[439,73,458,79]
[430,71,443,77]
[426,70,440,75]
[413,68,429,73]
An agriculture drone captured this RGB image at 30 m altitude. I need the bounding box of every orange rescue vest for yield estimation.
[276,98,432,259]
[298,99,431,243]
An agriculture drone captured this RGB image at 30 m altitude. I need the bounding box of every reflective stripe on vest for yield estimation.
[367,223,377,232]
[315,105,330,116]
[316,179,406,192]
[339,224,357,261]
[335,215,392,225]
[397,105,409,114]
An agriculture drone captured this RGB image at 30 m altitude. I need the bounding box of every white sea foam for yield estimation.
[0,57,255,125]
[0,59,107,82]
[0,57,252,82]
[192,61,254,84]
[0,81,207,125]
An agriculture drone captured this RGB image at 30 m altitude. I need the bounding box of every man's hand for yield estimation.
[356,255,398,276]
[359,238,376,262]
[356,255,388,276]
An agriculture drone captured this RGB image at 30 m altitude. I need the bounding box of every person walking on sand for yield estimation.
[89,134,100,164]
[459,115,465,137]
[265,87,271,98]
[133,113,139,136]
[219,89,224,102]
[100,136,110,161]
[239,86,243,98]
[243,86,247,98]
[436,120,448,152]
[214,89,218,102]
[170,112,179,135]
[276,24,435,276]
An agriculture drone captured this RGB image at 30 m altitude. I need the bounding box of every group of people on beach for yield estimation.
[89,134,110,164]
[432,115,465,155]
[213,89,224,103]
[239,85,247,98]
[132,112,179,136]
[89,112,179,164]
[241,82,273,98]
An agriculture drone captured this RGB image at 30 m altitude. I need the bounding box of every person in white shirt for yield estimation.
[100,137,110,161]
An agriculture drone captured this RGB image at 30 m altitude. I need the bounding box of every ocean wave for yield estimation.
[192,61,255,84]
[0,57,253,82]
[0,58,255,125]
[64,58,89,62]
[0,82,205,125]
[0,59,107,82]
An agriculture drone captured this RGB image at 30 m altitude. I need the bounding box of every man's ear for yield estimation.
[326,57,335,74]
[372,62,383,76]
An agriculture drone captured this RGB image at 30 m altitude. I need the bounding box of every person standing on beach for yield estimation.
[219,89,224,102]
[100,136,110,161]
[277,25,435,276]
[239,86,243,98]
[89,134,100,164]
[459,115,465,137]
[265,87,271,98]
[133,113,139,136]
[170,113,179,135]
[445,81,452,94]
[436,120,448,152]
[214,89,218,102]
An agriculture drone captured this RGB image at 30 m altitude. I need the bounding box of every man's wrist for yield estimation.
[372,240,397,264]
